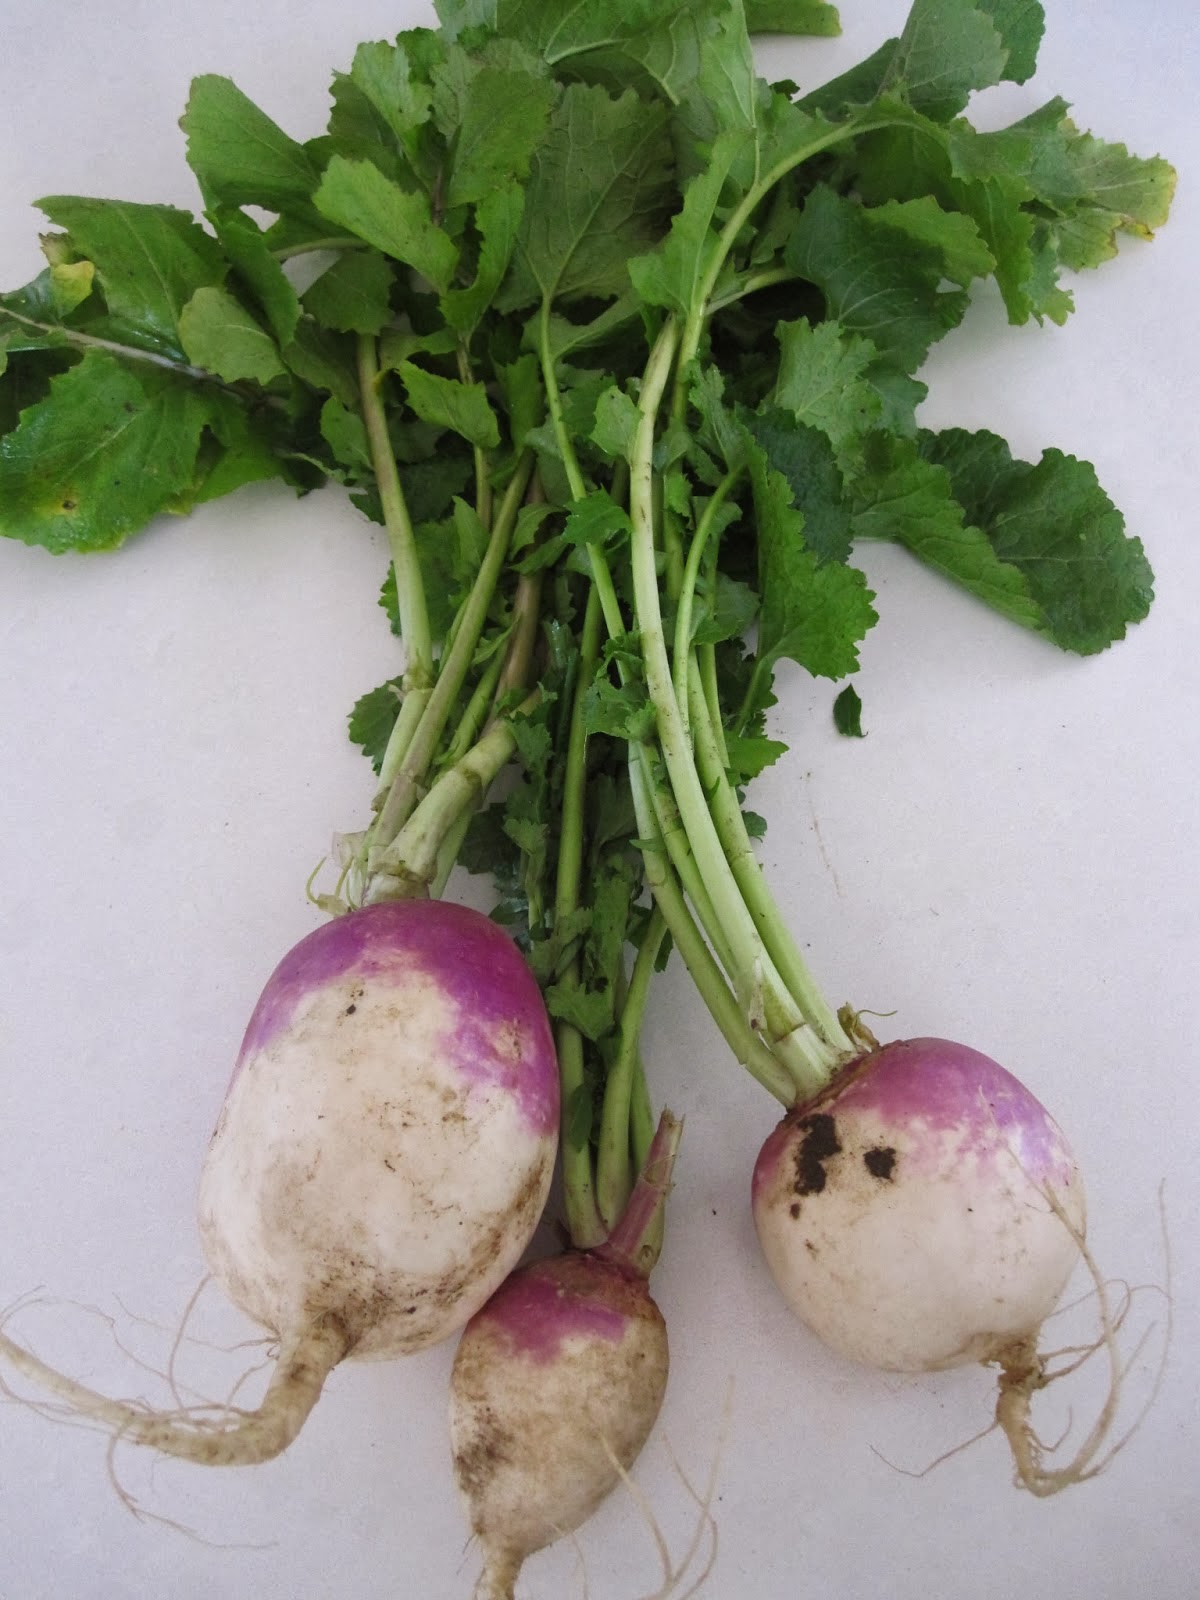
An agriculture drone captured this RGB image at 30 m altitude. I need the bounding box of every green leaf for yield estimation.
[319,397,372,473]
[398,360,500,449]
[784,185,968,371]
[748,434,877,681]
[545,981,613,1043]
[744,0,840,35]
[561,490,633,551]
[590,385,641,463]
[975,0,1044,83]
[583,676,656,743]
[48,261,95,317]
[443,58,557,208]
[724,731,789,781]
[690,364,748,474]
[772,318,885,460]
[193,391,292,503]
[860,194,994,286]
[379,326,459,370]
[1049,125,1177,269]
[919,428,1154,653]
[879,0,1009,122]
[209,208,302,347]
[281,319,359,405]
[313,157,459,291]
[496,351,544,447]
[303,249,396,335]
[182,76,322,210]
[437,0,722,104]
[833,682,865,737]
[178,286,287,385]
[539,294,640,362]
[0,351,211,551]
[402,451,476,523]
[442,184,525,334]
[349,679,405,773]
[852,432,1044,632]
[628,131,742,318]
[744,407,851,564]
[500,83,673,309]
[344,36,437,150]
[37,197,227,351]
[693,572,759,646]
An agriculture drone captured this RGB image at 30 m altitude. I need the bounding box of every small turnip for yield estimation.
[752,1036,1104,1489]
[449,1112,680,1600]
[1,899,559,1465]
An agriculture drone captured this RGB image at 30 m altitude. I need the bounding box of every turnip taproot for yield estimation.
[0,899,559,1464]
[451,1113,679,1600]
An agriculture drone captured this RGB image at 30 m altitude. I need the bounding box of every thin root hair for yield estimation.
[993,1176,1173,1497]
[0,1297,348,1469]
[101,1426,279,1551]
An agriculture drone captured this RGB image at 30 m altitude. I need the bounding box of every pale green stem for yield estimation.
[430,807,474,899]
[376,685,433,794]
[557,587,607,1250]
[492,571,543,714]
[685,664,853,1063]
[672,470,741,732]
[367,693,540,902]
[536,296,626,641]
[366,454,533,861]
[707,265,805,316]
[630,1057,655,1172]
[698,644,729,770]
[356,334,433,690]
[629,321,815,1052]
[628,753,795,1104]
[596,907,668,1230]
[440,652,507,768]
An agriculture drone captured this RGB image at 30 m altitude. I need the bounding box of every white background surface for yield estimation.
[1,3,1197,1597]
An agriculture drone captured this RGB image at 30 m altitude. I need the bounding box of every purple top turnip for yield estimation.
[1,900,559,1464]
[752,1038,1085,1374]
[450,1113,680,1600]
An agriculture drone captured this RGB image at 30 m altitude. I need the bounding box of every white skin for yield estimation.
[752,1041,1086,1373]
[450,1258,669,1600]
[199,965,557,1358]
[0,910,558,1464]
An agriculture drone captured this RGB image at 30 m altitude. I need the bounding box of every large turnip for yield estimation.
[1,900,559,1464]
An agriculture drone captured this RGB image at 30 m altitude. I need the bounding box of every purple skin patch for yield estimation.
[232,901,559,1134]
[472,1256,642,1364]
[839,1038,1076,1185]
[754,1037,1077,1194]
[752,1118,794,1204]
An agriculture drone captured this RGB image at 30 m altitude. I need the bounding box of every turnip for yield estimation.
[0,899,559,1464]
[747,1035,1139,1493]
[751,1039,1085,1377]
[450,1112,679,1600]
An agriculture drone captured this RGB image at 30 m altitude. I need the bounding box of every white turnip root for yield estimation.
[1,899,559,1465]
[752,1036,1103,1489]
[450,1113,680,1600]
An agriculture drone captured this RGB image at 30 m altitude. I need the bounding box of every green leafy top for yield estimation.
[0,0,1177,1142]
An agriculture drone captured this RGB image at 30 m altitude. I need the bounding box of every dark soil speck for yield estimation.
[792,1113,842,1195]
[863,1145,896,1181]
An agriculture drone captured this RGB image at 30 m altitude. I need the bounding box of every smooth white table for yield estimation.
[1,4,1196,1596]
